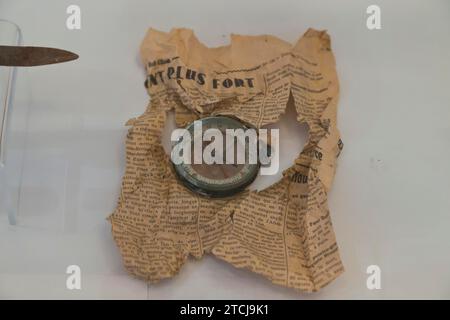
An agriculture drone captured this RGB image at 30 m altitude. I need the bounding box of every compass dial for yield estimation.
[172,116,260,198]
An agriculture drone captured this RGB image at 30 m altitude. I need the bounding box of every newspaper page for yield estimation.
[109,27,344,292]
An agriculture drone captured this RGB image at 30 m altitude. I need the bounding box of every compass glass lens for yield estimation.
[172,116,260,197]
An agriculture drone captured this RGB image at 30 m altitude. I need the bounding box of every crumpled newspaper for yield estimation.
[109,27,344,292]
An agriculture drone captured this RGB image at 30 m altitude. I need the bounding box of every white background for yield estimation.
[0,0,449,299]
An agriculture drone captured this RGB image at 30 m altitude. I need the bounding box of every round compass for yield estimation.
[172,116,260,198]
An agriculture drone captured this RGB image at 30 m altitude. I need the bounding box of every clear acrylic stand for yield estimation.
[0,20,22,225]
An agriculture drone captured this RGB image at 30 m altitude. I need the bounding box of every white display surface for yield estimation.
[0,0,449,299]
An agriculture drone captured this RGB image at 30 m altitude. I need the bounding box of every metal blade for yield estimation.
[0,45,78,67]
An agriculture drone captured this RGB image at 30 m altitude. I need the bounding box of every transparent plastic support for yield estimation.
[0,20,22,225]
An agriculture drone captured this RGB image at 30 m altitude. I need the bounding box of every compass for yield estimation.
[172,116,260,198]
